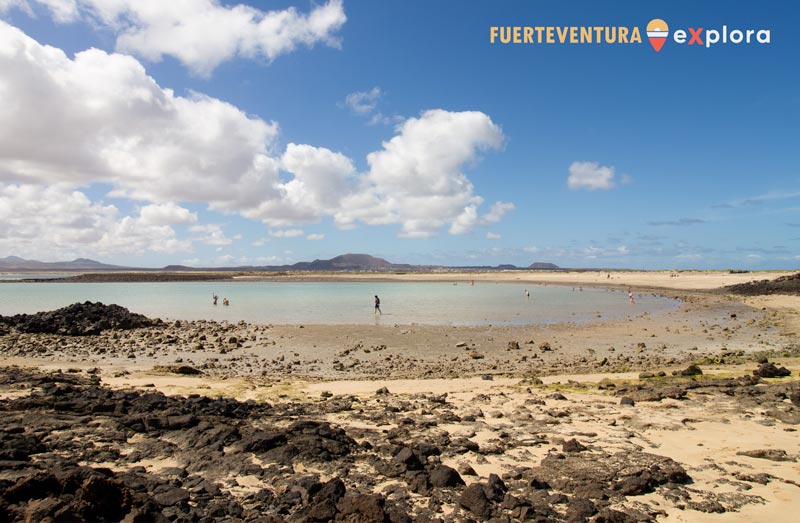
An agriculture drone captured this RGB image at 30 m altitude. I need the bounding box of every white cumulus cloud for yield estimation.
[482,201,515,223]
[0,183,192,258]
[0,21,282,211]
[138,202,197,226]
[1,0,347,76]
[241,143,356,226]
[567,161,616,191]
[0,23,515,258]
[337,109,505,238]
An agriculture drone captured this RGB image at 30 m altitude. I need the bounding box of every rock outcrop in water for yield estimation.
[0,302,159,336]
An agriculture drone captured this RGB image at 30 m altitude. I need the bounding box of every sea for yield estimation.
[0,278,680,326]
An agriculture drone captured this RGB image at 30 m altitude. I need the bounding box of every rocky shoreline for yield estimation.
[1,299,799,522]
[2,363,798,523]
[724,272,800,296]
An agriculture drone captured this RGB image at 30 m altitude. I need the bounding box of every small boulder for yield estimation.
[753,362,791,378]
[673,364,703,377]
[562,438,588,453]
[429,465,464,488]
[459,484,492,518]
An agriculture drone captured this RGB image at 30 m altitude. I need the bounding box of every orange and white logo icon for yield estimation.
[647,19,669,52]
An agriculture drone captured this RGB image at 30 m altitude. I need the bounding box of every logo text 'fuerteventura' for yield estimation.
[489,19,771,52]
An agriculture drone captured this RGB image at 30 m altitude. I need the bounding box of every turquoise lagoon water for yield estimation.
[0,281,679,326]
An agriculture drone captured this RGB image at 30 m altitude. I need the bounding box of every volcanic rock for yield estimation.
[0,301,158,335]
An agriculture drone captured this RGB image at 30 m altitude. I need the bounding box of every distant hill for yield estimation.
[1,253,561,273]
[0,256,126,271]
[289,253,400,271]
[528,262,560,270]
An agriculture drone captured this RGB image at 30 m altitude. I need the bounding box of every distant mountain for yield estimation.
[1,254,561,273]
[528,262,560,270]
[162,265,193,271]
[0,256,127,271]
[289,253,402,271]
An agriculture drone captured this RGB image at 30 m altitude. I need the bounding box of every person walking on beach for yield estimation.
[374,295,382,315]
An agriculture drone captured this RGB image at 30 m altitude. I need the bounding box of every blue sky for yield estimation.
[0,0,797,269]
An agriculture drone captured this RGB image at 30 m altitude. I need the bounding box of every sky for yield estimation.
[0,0,797,269]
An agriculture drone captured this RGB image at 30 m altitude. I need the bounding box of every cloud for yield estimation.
[2,0,347,76]
[138,202,197,226]
[343,86,402,126]
[582,245,631,259]
[482,201,515,223]
[0,21,282,211]
[486,232,501,240]
[368,112,405,126]
[0,24,514,256]
[336,109,505,237]
[0,183,192,258]
[714,190,800,209]
[567,161,616,191]
[345,87,381,115]
[188,224,235,246]
[648,218,707,226]
[306,233,325,240]
[269,228,304,238]
[449,206,478,235]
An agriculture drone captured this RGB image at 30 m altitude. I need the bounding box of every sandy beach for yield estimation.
[1,270,798,522]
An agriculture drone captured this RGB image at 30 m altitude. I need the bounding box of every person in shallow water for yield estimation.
[222,298,229,306]
[213,294,218,305]
[374,295,382,315]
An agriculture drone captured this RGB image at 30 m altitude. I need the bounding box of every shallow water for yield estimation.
[0,281,679,325]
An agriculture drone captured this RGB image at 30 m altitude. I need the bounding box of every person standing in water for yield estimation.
[525,289,530,299]
[374,295,382,315]
[213,294,218,305]
[628,291,635,305]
